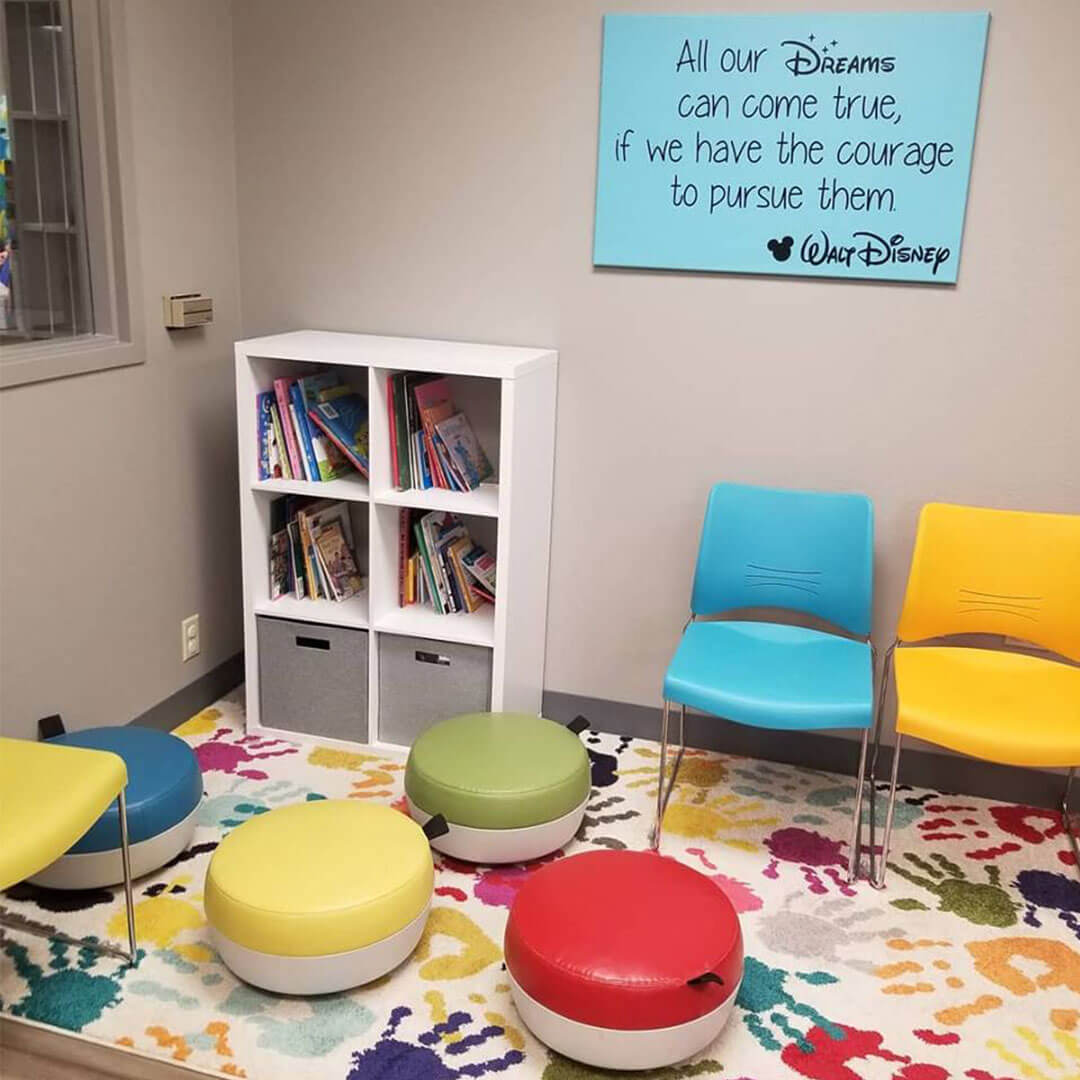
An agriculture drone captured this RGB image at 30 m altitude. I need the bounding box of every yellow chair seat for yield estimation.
[204,800,433,957]
[0,737,128,890]
[895,647,1080,768]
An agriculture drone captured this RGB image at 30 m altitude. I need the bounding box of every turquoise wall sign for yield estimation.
[593,13,989,283]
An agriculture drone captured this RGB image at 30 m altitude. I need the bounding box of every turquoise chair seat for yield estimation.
[663,621,873,731]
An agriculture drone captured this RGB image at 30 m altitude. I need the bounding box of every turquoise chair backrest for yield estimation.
[690,483,874,638]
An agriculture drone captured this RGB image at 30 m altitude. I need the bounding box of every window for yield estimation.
[0,0,139,388]
[1,0,92,342]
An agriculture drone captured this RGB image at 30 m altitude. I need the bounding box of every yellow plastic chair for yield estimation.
[0,736,138,963]
[875,503,1080,887]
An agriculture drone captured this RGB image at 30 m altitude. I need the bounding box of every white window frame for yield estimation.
[0,0,141,389]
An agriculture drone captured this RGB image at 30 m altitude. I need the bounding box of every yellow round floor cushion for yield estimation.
[204,800,432,957]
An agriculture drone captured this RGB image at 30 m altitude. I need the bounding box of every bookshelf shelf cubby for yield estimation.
[372,483,499,518]
[251,476,371,501]
[236,330,557,751]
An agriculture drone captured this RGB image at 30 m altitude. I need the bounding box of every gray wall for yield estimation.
[231,0,1079,744]
[0,2,243,739]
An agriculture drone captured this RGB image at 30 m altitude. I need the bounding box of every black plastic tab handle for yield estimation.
[567,715,589,735]
[38,714,65,741]
[422,814,450,841]
[687,972,725,987]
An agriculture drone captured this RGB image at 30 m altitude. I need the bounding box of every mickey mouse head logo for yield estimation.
[767,236,794,262]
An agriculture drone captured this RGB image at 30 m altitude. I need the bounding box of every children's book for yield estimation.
[269,529,290,599]
[298,373,356,481]
[416,431,432,489]
[462,544,497,594]
[289,381,319,480]
[256,392,274,479]
[388,375,401,488]
[269,402,292,480]
[413,522,442,612]
[391,374,410,489]
[308,393,370,477]
[398,508,413,607]
[315,522,364,600]
[289,403,311,479]
[267,407,285,479]
[433,430,466,491]
[447,538,481,612]
[414,378,456,488]
[435,413,493,490]
[273,378,304,478]
[287,521,305,598]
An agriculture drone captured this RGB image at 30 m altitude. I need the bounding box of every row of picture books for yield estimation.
[399,509,496,614]
[257,371,370,483]
[269,496,364,603]
[388,374,494,493]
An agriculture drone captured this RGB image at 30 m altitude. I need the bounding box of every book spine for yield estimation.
[273,378,303,479]
[287,521,305,599]
[417,431,431,489]
[398,509,409,607]
[413,522,442,613]
[423,432,445,488]
[256,393,272,480]
[308,408,369,478]
[433,431,464,491]
[296,511,318,598]
[267,407,284,478]
[393,374,410,490]
[388,375,400,490]
[312,539,340,601]
[290,383,319,481]
[269,403,293,480]
[422,516,457,613]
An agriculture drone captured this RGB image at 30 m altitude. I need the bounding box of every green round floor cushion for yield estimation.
[405,712,591,830]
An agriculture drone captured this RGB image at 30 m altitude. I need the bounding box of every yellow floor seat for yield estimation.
[204,799,434,994]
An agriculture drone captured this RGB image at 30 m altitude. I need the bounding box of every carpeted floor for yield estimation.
[2,691,1078,1080]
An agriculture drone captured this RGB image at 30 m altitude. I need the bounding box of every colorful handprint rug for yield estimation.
[2,691,1078,1080]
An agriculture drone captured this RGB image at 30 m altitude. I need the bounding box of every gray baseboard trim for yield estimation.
[542,689,1066,811]
[130,653,244,733]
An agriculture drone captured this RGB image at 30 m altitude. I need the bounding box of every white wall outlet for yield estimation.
[181,614,201,662]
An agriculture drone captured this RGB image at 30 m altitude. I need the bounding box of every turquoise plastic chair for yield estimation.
[656,483,876,882]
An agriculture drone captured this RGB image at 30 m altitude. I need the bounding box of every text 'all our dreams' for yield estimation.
[594,14,989,282]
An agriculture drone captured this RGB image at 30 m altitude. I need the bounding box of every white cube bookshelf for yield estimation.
[235,330,557,751]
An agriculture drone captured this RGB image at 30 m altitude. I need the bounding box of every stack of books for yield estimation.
[398,510,496,614]
[387,374,493,492]
[269,496,365,603]
[257,371,369,482]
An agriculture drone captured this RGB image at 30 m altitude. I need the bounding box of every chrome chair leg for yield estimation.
[866,642,896,887]
[1063,768,1079,877]
[658,706,686,830]
[651,701,671,850]
[846,728,870,883]
[118,788,138,965]
[0,788,139,966]
[874,735,903,889]
[652,702,687,850]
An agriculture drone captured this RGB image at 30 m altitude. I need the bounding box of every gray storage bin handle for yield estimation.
[415,650,451,666]
[296,635,331,651]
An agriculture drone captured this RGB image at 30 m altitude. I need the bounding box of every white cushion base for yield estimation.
[28,803,200,890]
[407,797,587,864]
[209,902,430,995]
[507,969,741,1071]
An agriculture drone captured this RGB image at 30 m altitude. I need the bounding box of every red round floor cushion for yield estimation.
[504,849,743,1030]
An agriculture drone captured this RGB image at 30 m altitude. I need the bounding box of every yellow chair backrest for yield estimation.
[897,502,1080,662]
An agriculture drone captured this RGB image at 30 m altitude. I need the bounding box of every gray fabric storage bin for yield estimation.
[257,615,368,741]
[378,634,492,745]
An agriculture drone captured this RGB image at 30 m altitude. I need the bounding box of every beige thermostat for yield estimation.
[163,293,213,329]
